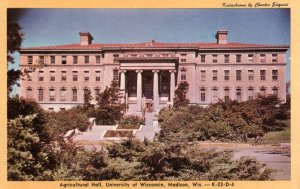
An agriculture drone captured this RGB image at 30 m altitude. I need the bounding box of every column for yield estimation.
[169,70,176,105]
[120,70,126,102]
[136,70,143,112]
[153,70,159,111]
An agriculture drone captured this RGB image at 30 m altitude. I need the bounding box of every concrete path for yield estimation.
[73,125,116,142]
[135,112,160,141]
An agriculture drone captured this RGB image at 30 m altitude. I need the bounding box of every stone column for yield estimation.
[136,70,143,112]
[169,70,176,105]
[120,70,126,102]
[153,70,159,111]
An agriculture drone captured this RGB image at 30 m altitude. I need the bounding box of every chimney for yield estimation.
[215,30,228,44]
[79,32,94,45]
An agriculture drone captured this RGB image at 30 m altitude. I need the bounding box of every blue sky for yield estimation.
[9,9,290,82]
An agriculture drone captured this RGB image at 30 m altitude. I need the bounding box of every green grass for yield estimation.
[104,130,133,138]
[260,127,290,145]
[116,124,140,130]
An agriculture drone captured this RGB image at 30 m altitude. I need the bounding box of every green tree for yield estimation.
[92,80,127,124]
[83,89,93,111]
[173,81,190,108]
[7,22,23,94]
[7,114,53,180]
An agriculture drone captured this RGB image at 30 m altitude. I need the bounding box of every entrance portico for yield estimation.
[117,57,178,113]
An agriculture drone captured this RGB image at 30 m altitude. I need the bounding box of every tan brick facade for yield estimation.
[19,30,289,112]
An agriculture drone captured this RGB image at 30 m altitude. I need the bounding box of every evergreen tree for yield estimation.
[173,81,190,108]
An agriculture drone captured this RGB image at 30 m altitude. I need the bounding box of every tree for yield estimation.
[173,81,190,108]
[83,89,93,111]
[7,114,53,180]
[92,80,127,125]
[7,22,23,94]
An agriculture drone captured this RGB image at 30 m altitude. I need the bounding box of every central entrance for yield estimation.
[142,71,154,99]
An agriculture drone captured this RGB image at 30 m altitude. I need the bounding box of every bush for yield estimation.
[158,95,290,143]
[44,107,90,140]
[119,115,144,125]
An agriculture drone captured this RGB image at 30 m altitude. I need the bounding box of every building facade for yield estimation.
[19,30,289,113]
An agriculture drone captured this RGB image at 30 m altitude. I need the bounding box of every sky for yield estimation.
[8,9,290,93]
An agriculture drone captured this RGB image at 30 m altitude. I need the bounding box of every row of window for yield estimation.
[199,54,278,63]
[27,53,279,65]
[180,69,278,81]
[26,87,100,102]
[199,86,279,103]
[27,70,101,82]
[27,55,101,65]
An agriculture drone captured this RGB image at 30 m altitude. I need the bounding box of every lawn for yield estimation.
[104,130,133,138]
[116,124,140,130]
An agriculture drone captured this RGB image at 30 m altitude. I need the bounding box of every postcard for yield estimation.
[1,0,299,189]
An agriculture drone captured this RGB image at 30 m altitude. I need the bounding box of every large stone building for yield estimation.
[19,30,289,113]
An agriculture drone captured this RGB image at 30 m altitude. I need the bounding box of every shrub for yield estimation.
[44,107,90,139]
[119,115,144,125]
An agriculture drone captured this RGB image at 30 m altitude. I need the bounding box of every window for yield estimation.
[260,70,266,81]
[272,54,278,63]
[272,87,278,97]
[236,70,242,81]
[113,54,119,58]
[38,88,44,101]
[49,88,55,101]
[224,70,230,81]
[61,71,67,81]
[248,70,254,81]
[61,56,67,64]
[181,59,186,62]
[72,88,78,101]
[180,53,187,56]
[272,70,278,81]
[248,87,254,101]
[39,56,44,64]
[200,88,206,102]
[84,56,89,64]
[260,87,267,95]
[181,69,187,81]
[83,88,89,99]
[212,70,218,81]
[248,54,254,63]
[200,70,206,81]
[260,54,266,63]
[73,71,78,81]
[38,71,44,81]
[95,71,101,81]
[146,54,153,57]
[236,54,241,63]
[212,55,218,63]
[96,55,100,64]
[95,88,100,100]
[28,56,33,64]
[50,56,55,64]
[113,70,119,81]
[50,71,55,81]
[73,56,78,64]
[60,88,67,101]
[236,88,242,102]
[224,54,229,63]
[84,71,89,81]
[27,71,33,81]
[224,88,230,102]
[201,55,206,63]
[131,54,138,57]
[212,88,218,103]
[26,87,33,99]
